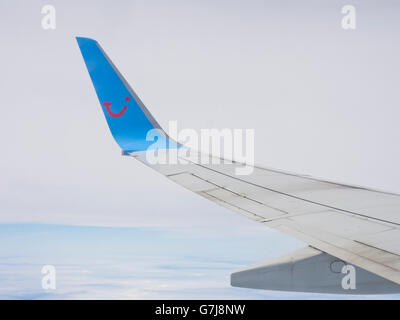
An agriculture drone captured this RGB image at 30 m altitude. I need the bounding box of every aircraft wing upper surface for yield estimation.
[133,151,400,293]
[76,37,400,294]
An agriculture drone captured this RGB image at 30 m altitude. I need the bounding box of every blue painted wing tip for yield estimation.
[76,36,178,152]
[76,36,97,43]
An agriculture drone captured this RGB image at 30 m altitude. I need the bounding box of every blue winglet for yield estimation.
[76,37,177,152]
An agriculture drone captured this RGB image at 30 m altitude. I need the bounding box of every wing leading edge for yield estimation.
[77,37,400,294]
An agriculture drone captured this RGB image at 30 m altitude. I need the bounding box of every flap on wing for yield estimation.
[231,246,400,294]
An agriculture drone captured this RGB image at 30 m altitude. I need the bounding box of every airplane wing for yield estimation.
[76,37,400,295]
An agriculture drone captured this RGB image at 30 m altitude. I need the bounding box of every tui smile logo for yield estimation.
[102,96,130,118]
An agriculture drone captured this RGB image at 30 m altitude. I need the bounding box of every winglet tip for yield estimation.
[75,36,98,46]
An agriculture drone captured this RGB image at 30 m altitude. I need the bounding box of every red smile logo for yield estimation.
[103,96,130,118]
